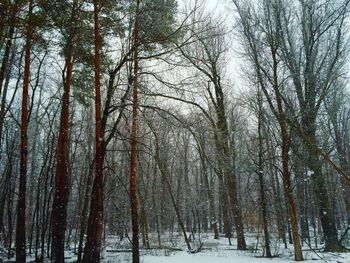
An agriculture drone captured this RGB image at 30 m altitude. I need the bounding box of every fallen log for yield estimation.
[106,246,183,253]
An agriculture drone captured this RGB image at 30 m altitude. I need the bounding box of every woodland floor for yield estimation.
[2,232,350,262]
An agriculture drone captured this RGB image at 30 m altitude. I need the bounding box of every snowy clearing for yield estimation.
[96,233,350,263]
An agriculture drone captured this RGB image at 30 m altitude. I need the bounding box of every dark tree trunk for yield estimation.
[329,113,350,216]
[15,1,33,261]
[0,4,16,100]
[271,48,303,261]
[257,91,271,257]
[50,30,74,263]
[213,83,246,250]
[270,157,287,248]
[151,166,162,248]
[77,141,94,263]
[153,142,192,251]
[82,1,104,262]
[130,1,141,261]
[306,128,344,252]
[197,137,219,239]
[218,168,231,238]
[0,133,16,245]
[50,1,80,260]
[0,24,15,149]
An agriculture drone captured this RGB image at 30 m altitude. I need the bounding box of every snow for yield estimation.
[143,251,293,263]
[3,232,350,262]
[142,249,350,263]
[98,233,350,263]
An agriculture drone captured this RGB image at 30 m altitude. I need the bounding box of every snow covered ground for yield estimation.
[99,246,350,263]
[2,232,349,262]
[143,250,350,263]
[98,233,350,263]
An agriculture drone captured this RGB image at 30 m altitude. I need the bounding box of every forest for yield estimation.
[0,0,350,262]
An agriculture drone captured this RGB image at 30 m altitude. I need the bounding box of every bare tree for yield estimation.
[177,15,246,250]
[232,0,304,259]
[278,0,350,252]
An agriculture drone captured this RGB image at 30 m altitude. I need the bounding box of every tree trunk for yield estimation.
[306,130,344,252]
[15,1,33,261]
[151,165,162,248]
[77,161,94,262]
[0,5,16,100]
[154,149,192,251]
[329,116,350,216]
[218,168,231,236]
[82,1,104,262]
[198,137,218,239]
[270,156,287,248]
[214,86,246,250]
[257,91,271,257]
[50,29,74,263]
[129,1,141,262]
[0,24,15,150]
[271,48,303,261]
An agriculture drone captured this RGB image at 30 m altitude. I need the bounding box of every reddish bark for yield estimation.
[82,1,104,262]
[16,0,33,262]
[50,37,74,263]
[130,1,141,262]
[50,1,79,261]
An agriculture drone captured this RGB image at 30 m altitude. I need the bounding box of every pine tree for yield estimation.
[50,1,80,261]
[82,0,103,261]
[16,0,33,262]
[130,0,141,261]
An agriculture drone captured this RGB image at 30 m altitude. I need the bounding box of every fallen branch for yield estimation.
[106,246,183,253]
[189,242,203,254]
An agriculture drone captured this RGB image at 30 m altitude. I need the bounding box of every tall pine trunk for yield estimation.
[130,0,141,262]
[50,36,74,263]
[50,2,80,260]
[50,1,80,260]
[16,0,33,262]
[82,1,103,262]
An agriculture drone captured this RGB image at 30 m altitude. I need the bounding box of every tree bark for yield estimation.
[82,1,104,262]
[271,48,303,261]
[197,135,219,239]
[257,91,271,257]
[77,119,94,262]
[50,25,75,263]
[153,139,192,251]
[130,1,141,261]
[0,0,18,101]
[15,0,33,261]
[213,82,246,250]
[305,127,343,252]
[0,24,15,151]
